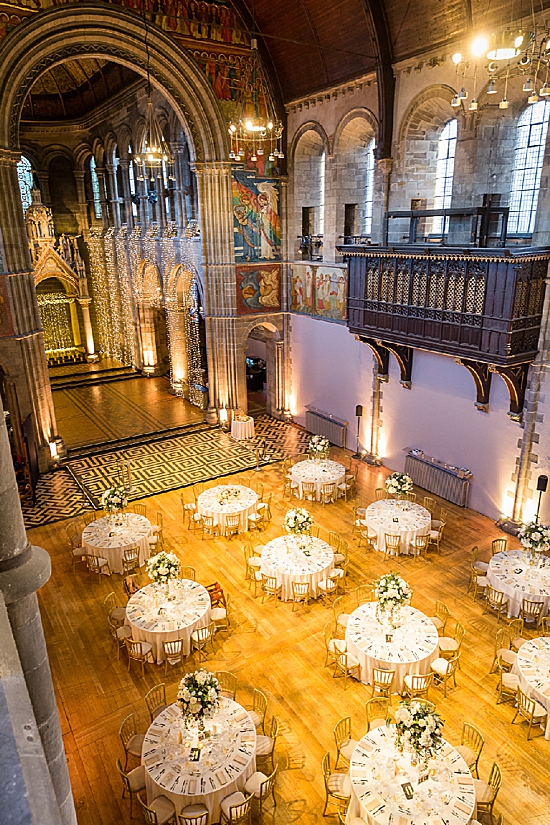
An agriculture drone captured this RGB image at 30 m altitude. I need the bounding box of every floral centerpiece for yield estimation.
[177,670,220,730]
[375,571,412,628]
[146,550,181,584]
[308,434,330,461]
[101,486,127,514]
[284,508,313,535]
[395,700,444,769]
[385,472,413,498]
[218,486,241,505]
[518,521,550,564]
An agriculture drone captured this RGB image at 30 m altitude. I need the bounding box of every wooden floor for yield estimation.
[29,447,550,825]
[53,377,205,449]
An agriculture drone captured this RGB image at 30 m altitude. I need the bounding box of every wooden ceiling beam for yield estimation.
[362,0,394,159]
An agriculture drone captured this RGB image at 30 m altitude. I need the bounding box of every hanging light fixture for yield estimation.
[459,87,468,99]
[523,77,534,91]
[134,15,174,185]
[451,94,461,107]
[487,79,497,93]
[227,14,283,163]
[487,30,524,60]
[499,64,510,108]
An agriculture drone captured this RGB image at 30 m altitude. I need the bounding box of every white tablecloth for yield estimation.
[197,485,258,534]
[347,725,476,825]
[487,550,550,618]
[82,513,152,575]
[260,535,334,600]
[513,636,550,738]
[290,459,346,501]
[231,417,255,440]
[346,603,439,693]
[143,699,256,824]
[125,580,211,662]
[364,500,431,554]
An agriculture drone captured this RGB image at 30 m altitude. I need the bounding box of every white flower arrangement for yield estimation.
[218,487,241,505]
[146,550,181,583]
[101,486,128,513]
[177,670,220,721]
[395,700,444,765]
[308,434,330,458]
[385,472,413,496]
[375,572,412,615]
[517,521,550,554]
[283,508,313,535]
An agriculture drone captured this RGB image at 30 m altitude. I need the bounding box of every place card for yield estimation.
[418,772,429,784]
[401,782,414,799]
[190,747,201,761]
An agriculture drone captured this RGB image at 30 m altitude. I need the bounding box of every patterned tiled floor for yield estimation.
[22,415,310,528]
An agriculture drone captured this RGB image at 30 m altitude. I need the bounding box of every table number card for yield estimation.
[401,782,414,799]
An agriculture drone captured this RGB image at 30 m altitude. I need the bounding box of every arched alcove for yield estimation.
[292,127,328,260]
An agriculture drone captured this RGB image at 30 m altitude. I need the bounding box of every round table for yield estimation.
[230,417,255,441]
[487,549,550,618]
[82,513,152,575]
[513,636,550,739]
[363,500,431,555]
[143,699,256,824]
[197,485,258,534]
[346,603,439,693]
[290,459,346,501]
[347,725,476,825]
[125,580,211,663]
[260,535,334,601]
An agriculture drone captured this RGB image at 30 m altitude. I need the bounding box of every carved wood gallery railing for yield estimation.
[338,245,550,418]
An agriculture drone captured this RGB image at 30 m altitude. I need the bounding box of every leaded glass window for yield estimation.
[508,101,550,235]
[90,156,102,219]
[364,140,375,235]
[433,119,457,234]
[17,156,34,214]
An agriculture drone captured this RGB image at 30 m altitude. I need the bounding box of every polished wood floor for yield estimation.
[29,448,550,825]
[53,377,205,449]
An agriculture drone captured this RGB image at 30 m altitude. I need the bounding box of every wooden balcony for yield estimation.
[339,244,550,418]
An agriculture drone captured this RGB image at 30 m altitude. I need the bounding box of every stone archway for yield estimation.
[236,318,285,417]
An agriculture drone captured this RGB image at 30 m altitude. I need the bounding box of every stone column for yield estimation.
[72,171,89,235]
[119,160,134,229]
[77,297,97,361]
[105,163,121,229]
[372,157,393,244]
[0,393,76,825]
[171,141,189,228]
[68,299,81,347]
[0,148,62,471]
[35,170,52,207]
[95,167,110,230]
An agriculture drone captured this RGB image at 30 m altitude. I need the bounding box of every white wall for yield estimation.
[290,312,520,519]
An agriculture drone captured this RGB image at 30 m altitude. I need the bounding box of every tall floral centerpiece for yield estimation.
[518,521,550,566]
[308,434,330,462]
[374,571,412,629]
[101,486,127,524]
[395,700,444,770]
[146,550,180,597]
[177,670,220,733]
[283,508,313,550]
[385,472,413,499]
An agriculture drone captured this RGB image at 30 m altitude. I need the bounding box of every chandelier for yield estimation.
[228,37,284,163]
[134,15,175,185]
[450,22,550,110]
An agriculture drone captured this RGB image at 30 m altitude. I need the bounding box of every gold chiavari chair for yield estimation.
[257,492,272,522]
[320,481,337,505]
[321,752,351,816]
[333,650,360,689]
[243,764,278,815]
[428,601,450,635]
[301,481,317,502]
[333,716,359,769]
[190,622,215,662]
[129,503,147,517]
[375,488,387,501]
[180,565,196,581]
[492,537,507,556]
[428,521,445,554]
[423,496,436,514]
[474,762,502,823]
[255,715,278,773]
[365,697,393,731]
[490,627,517,673]
[403,672,433,701]
[310,525,321,538]
[512,685,548,740]
[145,683,167,722]
[409,534,430,561]
[247,508,265,532]
[291,580,310,610]
[483,585,509,623]
[224,513,240,540]
[122,545,140,576]
[355,583,374,605]
[215,671,237,700]
[247,688,268,733]
[405,491,417,502]
[384,533,401,561]
[137,794,177,825]
[202,515,219,540]
[439,621,465,663]
[261,575,282,604]
[219,792,253,825]
[352,505,367,539]
[495,654,520,704]
[116,758,146,819]
[456,722,484,778]
[119,712,145,770]
[323,620,346,668]
[163,639,185,677]
[86,553,111,578]
[109,616,131,659]
[509,617,529,651]
[519,597,545,629]
[371,666,395,701]
[125,638,153,676]
[431,653,460,698]
[103,591,126,625]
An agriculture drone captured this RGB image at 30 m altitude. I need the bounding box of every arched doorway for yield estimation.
[241,321,284,418]
[165,264,208,408]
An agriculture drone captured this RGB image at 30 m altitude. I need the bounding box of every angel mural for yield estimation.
[232,171,281,263]
[235,264,281,314]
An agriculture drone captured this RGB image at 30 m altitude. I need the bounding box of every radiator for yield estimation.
[405,454,470,507]
[305,408,348,448]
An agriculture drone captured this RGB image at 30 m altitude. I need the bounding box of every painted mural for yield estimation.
[235,263,281,315]
[232,171,281,263]
[290,263,347,321]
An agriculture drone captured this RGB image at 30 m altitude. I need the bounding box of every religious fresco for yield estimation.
[235,263,281,315]
[232,171,281,263]
[290,263,347,321]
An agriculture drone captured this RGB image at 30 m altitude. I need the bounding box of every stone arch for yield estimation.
[0,3,229,163]
[292,125,328,249]
[73,143,93,173]
[38,144,75,170]
[237,318,282,349]
[116,125,133,160]
[34,267,78,295]
[91,138,105,166]
[164,262,207,404]
[398,85,462,144]
[290,121,331,162]
[103,132,118,165]
[238,317,284,417]
[333,108,378,154]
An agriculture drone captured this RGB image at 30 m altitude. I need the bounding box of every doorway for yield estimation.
[245,333,267,415]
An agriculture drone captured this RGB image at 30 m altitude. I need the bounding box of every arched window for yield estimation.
[128,145,138,219]
[433,119,457,234]
[364,140,375,235]
[89,156,103,219]
[17,155,34,214]
[319,150,326,235]
[509,101,550,235]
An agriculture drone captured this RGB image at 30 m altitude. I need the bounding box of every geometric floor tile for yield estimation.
[22,468,92,529]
